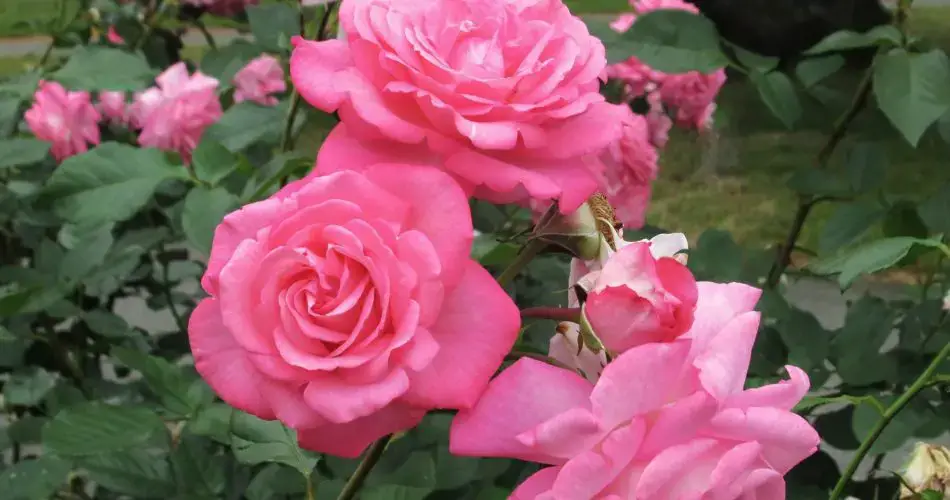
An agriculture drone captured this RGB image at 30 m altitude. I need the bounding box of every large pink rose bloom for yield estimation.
[189,165,520,457]
[598,105,661,229]
[233,55,286,106]
[25,81,101,162]
[451,282,819,499]
[290,0,627,213]
[131,63,222,162]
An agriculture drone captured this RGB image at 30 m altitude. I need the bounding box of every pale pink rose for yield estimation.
[451,282,819,499]
[106,26,125,45]
[132,63,222,162]
[233,55,286,106]
[25,81,101,162]
[659,70,726,130]
[189,165,520,458]
[289,0,628,213]
[97,91,127,125]
[597,105,659,229]
[182,0,258,16]
[553,233,689,380]
[581,241,696,353]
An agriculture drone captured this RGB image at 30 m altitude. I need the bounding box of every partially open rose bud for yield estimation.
[533,201,609,263]
[900,443,950,498]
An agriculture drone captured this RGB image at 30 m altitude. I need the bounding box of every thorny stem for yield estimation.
[766,0,914,289]
[336,435,392,500]
[829,339,950,500]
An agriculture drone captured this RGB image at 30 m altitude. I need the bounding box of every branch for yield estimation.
[336,435,392,500]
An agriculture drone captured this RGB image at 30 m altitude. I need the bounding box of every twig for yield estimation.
[829,339,950,500]
[496,239,547,288]
[158,246,187,334]
[521,306,582,322]
[193,18,217,50]
[336,435,392,500]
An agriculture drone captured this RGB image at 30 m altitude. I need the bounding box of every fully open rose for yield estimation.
[189,165,520,457]
[451,282,819,499]
[290,0,627,212]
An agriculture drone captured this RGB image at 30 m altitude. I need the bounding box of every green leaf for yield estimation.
[622,9,728,74]
[43,402,166,456]
[45,144,186,225]
[189,403,234,445]
[833,297,898,386]
[883,200,928,239]
[918,183,950,236]
[786,169,850,197]
[751,71,801,129]
[83,310,132,338]
[4,367,57,406]
[687,229,743,282]
[584,19,637,64]
[818,200,886,255]
[920,490,945,500]
[853,397,930,454]
[112,347,211,418]
[248,3,301,52]
[182,187,239,257]
[9,416,48,445]
[0,72,42,101]
[793,394,883,414]
[78,449,176,498]
[729,44,779,72]
[0,97,20,137]
[0,456,72,500]
[796,55,845,88]
[0,138,50,170]
[59,223,113,283]
[874,49,950,146]
[192,139,239,186]
[172,433,226,497]
[845,142,887,193]
[52,47,155,91]
[364,451,437,500]
[230,411,319,478]
[805,25,902,55]
[205,102,286,151]
[246,464,309,500]
[201,41,265,84]
[809,237,938,288]
[775,307,830,373]
[471,234,520,267]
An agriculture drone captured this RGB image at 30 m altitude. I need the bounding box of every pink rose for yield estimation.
[451,282,819,499]
[131,63,222,162]
[97,91,128,125]
[106,26,125,45]
[233,55,286,106]
[289,0,628,213]
[598,105,660,229]
[659,70,726,130]
[25,81,101,162]
[189,165,520,458]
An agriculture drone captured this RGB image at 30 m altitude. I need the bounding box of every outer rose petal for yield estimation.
[315,124,443,177]
[290,37,353,111]
[297,403,426,458]
[725,365,810,411]
[512,467,560,499]
[188,299,275,419]
[591,341,691,428]
[403,261,519,408]
[685,281,762,355]
[705,407,820,474]
[363,164,474,286]
[450,358,594,464]
[693,311,761,402]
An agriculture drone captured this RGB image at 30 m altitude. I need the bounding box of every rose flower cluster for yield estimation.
[161,0,814,497]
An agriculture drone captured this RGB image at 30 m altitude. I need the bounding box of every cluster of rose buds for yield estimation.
[26,56,285,163]
[186,0,820,498]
